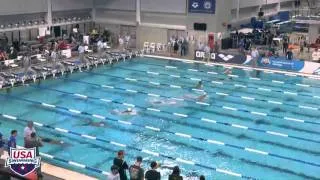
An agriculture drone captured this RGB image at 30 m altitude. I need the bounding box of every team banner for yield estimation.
[194,50,320,75]
[259,57,320,75]
[188,0,216,14]
[194,50,250,64]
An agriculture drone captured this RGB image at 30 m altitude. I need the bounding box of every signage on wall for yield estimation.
[194,50,248,64]
[188,0,216,14]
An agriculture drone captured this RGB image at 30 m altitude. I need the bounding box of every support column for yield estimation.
[136,0,141,49]
[236,0,240,20]
[136,0,141,24]
[47,0,52,27]
[92,0,96,22]
[276,2,280,12]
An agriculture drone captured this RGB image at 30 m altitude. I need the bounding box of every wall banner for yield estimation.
[188,0,216,14]
[194,50,248,64]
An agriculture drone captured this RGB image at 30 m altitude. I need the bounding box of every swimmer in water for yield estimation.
[183,92,208,101]
[112,108,137,115]
[223,68,233,80]
[41,137,70,147]
[150,98,177,106]
[197,93,207,101]
[224,68,232,75]
[27,132,70,147]
[80,119,107,127]
[195,81,203,89]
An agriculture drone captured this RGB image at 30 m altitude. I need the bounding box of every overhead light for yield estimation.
[7,24,12,28]
[77,17,81,21]
[34,21,39,25]
[68,17,72,22]
[0,25,4,29]
[28,21,32,25]
[14,23,19,27]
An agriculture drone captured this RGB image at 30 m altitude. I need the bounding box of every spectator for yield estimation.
[113,150,129,180]
[8,47,17,59]
[214,41,219,53]
[286,49,293,60]
[0,132,4,157]
[199,175,205,180]
[25,132,42,156]
[97,39,104,60]
[173,39,179,54]
[197,42,204,51]
[108,165,121,180]
[129,156,144,180]
[180,38,187,57]
[0,50,8,61]
[300,41,304,53]
[250,47,259,68]
[78,44,85,63]
[145,161,161,180]
[51,50,57,61]
[25,132,43,179]
[118,36,124,50]
[204,45,210,62]
[24,121,36,146]
[125,34,131,49]
[282,40,288,55]
[316,36,320,44]
[12,39,19,52]
[8,130,17,155]
[168,166,183,180]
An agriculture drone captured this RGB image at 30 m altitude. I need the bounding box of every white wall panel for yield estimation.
[52,0,93,11]
[141,13,186,26]
[141,0,186,13]
[0,0,47,15]
[95,10,136,25]
[95,0,136,11]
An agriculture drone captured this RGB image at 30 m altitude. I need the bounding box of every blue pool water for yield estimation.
[1,57,320,180]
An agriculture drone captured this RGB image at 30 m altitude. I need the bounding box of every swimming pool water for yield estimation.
[1,57,320,180]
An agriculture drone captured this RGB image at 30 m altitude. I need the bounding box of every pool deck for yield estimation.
[0,152,97,180]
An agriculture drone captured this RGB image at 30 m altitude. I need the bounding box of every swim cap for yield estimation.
[127,108,132,112]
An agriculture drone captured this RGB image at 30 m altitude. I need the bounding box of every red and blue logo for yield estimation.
[5,148,41,177]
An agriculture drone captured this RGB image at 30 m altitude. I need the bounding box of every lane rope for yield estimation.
[73,74,320,126]
[31,85,320,144]
[2,94,320,169]
[115,65,320,101]
[132,60,320,90]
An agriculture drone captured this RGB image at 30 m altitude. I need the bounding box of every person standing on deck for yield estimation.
[7,130,17,155]
[250,47,259,68]
[113,150,129,180]
[24,121,36,147]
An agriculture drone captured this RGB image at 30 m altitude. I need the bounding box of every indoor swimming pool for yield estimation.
[1,57,320,180]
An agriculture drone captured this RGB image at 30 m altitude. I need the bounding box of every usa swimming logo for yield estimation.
[5,148,41,176]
